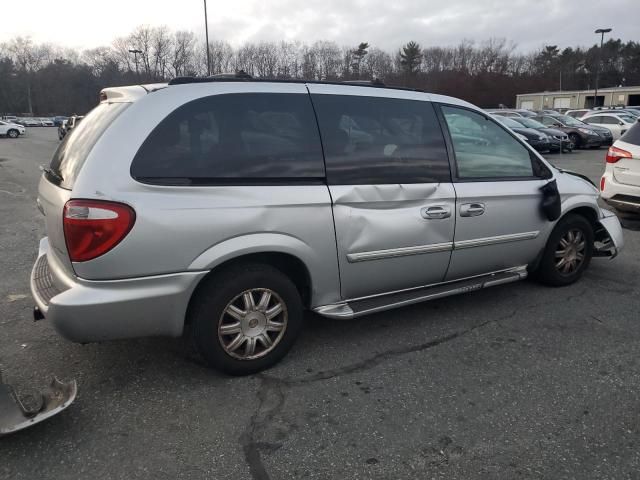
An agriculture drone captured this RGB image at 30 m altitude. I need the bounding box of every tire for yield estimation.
[190,263,304,375]
[7,129,19,138]
[569,133,580,149]
[534,214,594,287]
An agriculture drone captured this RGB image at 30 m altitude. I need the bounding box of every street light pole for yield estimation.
[204,0,211,76]
[593,28,612,108]
[128,49,142,79]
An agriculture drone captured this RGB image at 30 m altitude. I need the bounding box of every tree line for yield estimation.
[1,25,639,115]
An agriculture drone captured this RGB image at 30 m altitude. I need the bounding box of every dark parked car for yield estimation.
[491,115,552,151]
[53,116,68,127]
[486,109,537,118]
[532,114,610,149]
[511,117,572,152]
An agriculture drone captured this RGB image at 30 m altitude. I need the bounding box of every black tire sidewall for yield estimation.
[536,214,594,286]
[190,264,303,375]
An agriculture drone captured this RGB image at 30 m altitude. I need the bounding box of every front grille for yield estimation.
[32,255,61,305]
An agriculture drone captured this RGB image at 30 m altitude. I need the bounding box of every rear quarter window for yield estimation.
[48,103,129,189]
[130,93,325,184]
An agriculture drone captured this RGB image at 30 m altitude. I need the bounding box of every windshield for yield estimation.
[556,115,585,127]
[515,118,545,129]
[492,115,522,128]
[619,115,636,124]
[48,103,129,189]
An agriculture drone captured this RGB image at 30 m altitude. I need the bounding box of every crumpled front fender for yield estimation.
[0,376,77,436]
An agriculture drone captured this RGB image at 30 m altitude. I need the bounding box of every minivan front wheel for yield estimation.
[190,264,303,375]
[534,214,594,286]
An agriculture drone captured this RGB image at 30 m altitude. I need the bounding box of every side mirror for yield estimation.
[619,122,625,126]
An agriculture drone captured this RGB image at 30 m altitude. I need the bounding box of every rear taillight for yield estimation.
[63,200,135,262]
[600,177,606,192]
[606,146,632,164]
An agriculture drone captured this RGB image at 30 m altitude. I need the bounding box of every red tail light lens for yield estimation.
[63,200,135,262]
[606,146,632,163]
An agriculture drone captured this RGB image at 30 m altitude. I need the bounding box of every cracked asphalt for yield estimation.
[1,129,640,479]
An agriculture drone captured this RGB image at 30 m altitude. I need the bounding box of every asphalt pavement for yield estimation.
[1,128,639,480]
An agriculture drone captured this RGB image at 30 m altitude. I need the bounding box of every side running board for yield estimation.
[314,267,528,320]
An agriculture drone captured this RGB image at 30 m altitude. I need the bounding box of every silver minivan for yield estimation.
[31,77,624,374]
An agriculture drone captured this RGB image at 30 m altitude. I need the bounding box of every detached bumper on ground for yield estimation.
[30,238,206,343]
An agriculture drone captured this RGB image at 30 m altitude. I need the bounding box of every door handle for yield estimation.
[421,205,451,219]
[460,203,485,217]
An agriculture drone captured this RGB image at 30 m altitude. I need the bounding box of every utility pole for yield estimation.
[593,28,612,108]
[204,0,211,76]
[128,49,142,79]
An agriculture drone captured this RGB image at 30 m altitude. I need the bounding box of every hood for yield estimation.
[538,127,565,137]
[513,127,548,140]
[586,124,613,135]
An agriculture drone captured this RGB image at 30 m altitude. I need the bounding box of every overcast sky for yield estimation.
[2,0,638,52]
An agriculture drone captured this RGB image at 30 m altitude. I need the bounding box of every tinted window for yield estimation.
[311,95,449,184]
[584,116,604,124]
[131,93,324,183]
[49,103,129,190]
[621,122,640,145]
[538,116,560,127]
[442,105,535,179]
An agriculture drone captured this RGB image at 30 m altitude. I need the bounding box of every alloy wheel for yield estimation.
[554,228,586,275]
[218,288,287,360]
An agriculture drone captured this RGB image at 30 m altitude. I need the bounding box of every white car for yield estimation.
[37,118,55,127]
[582,112,637,140]
[0,120,26,138]
[600,121,640,212]
[565,109,590,119]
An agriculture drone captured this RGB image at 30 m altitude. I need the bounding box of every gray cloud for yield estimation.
[204,0,638,52]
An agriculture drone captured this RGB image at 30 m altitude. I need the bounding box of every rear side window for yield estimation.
[621,122,640,146]
[311,95,450,184]
[49,103,129,189]
[131,93,324,184]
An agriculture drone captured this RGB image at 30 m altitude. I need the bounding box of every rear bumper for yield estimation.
[30,238,206,342]
[600,173,640,212]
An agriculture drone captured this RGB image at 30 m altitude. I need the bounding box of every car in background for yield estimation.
[487,109,537,118]
[600,121,640,213]
[581,112,637,140]
[1,115,19,123]
[17,117,42,127]
[511,117,572,152]
[37,118,55,127]
[0,120,26,138]
[565,109,590,119]
[532,114,607,149]
[53,116,68,127]
[491,114,552,151]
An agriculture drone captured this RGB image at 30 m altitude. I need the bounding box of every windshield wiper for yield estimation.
[40,166,64,183]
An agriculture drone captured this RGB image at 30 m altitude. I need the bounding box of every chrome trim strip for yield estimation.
[454,231,539,250]
[346,242,453,263]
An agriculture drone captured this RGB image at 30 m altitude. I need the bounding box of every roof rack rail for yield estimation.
[168,71,253,85]
[166,76,423,93]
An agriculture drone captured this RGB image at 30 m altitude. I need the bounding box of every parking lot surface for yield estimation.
[1,128,639,479]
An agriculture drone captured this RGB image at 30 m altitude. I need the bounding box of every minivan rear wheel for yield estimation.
[190,263,303,375]
[534,214,594,286]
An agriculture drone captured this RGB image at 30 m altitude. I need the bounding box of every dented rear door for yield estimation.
[309,86,454,299]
